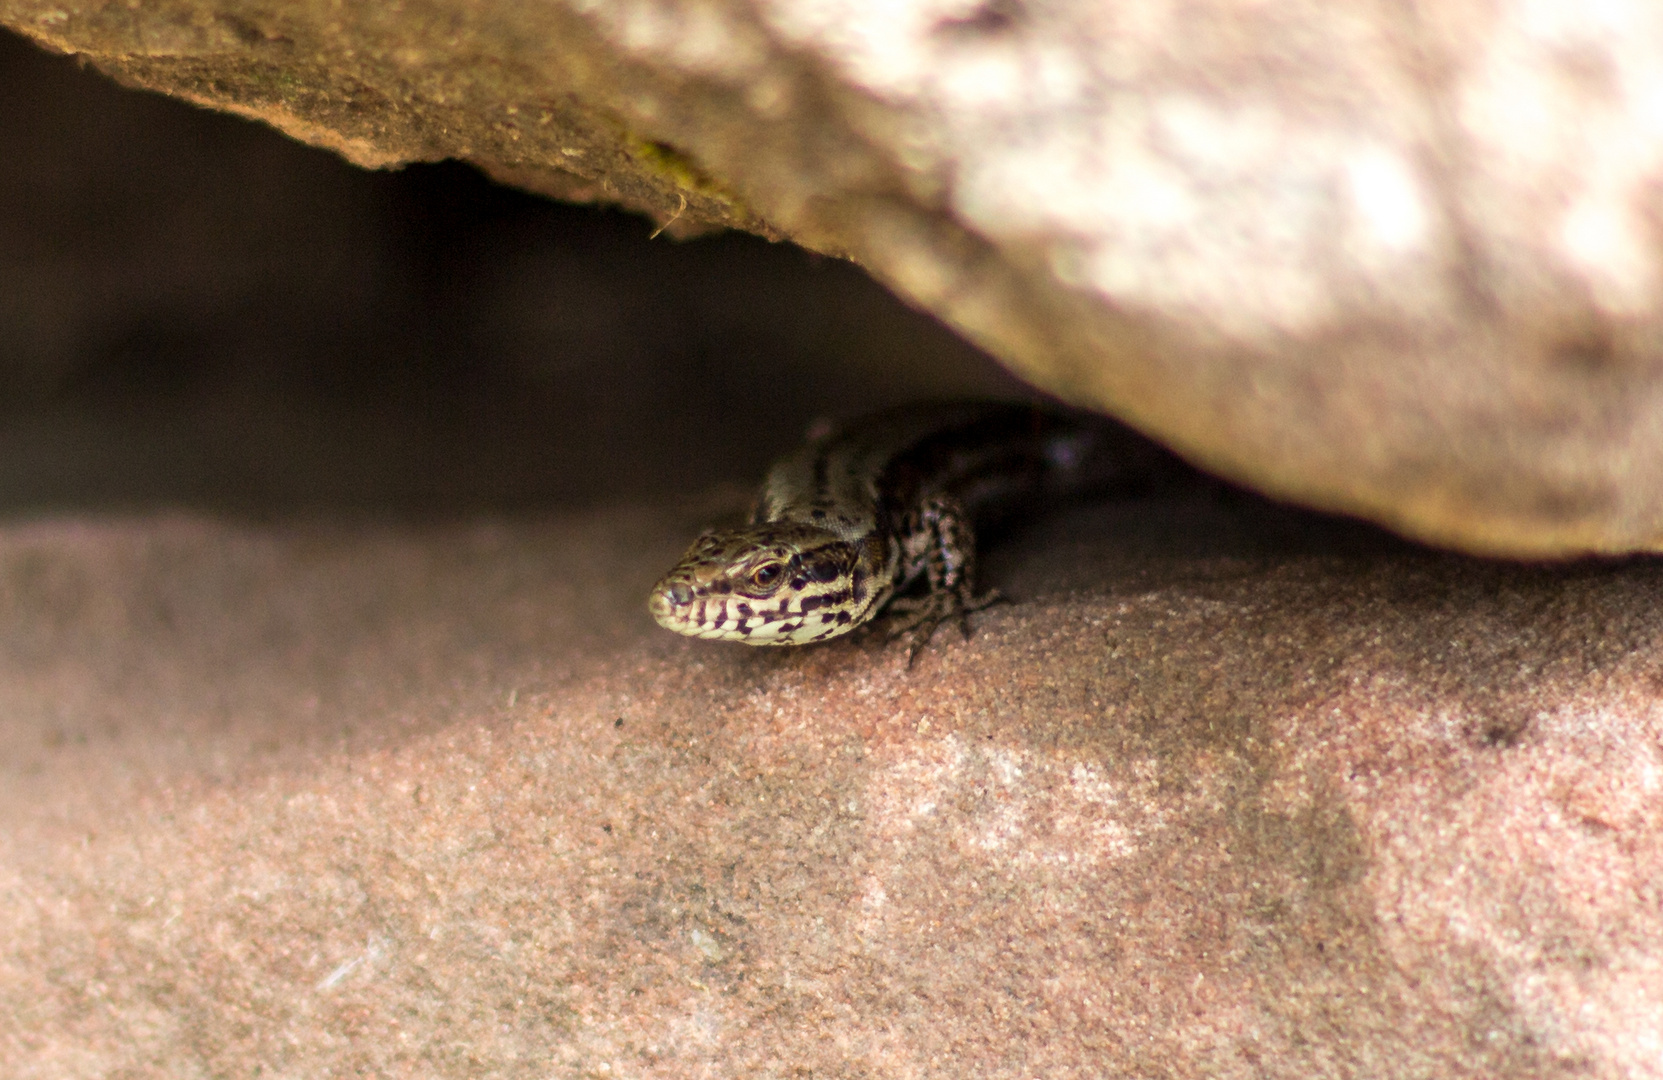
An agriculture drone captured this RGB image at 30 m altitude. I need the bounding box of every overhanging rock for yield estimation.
[8,0,1663,555]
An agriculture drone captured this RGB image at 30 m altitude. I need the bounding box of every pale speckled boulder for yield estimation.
[3,502,1662,1077]
[7,1,1663,554]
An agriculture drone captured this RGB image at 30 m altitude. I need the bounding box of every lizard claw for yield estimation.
[887,587,1007,666]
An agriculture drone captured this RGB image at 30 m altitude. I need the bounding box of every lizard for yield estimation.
[647,401,1173,662]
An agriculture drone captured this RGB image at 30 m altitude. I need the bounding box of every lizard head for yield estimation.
[648,523,882,645]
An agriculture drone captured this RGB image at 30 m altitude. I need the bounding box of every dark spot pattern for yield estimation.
[652,404,1091,648]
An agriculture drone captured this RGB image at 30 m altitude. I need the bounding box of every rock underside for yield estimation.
[9,0,1663,554]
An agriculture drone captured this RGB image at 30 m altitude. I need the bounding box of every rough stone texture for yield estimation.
[5,26,1663,1080]
[3,500,1663,1078]
[10,2,1663,553]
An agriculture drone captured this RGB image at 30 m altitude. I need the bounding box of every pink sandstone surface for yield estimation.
[3,495,1660,1077]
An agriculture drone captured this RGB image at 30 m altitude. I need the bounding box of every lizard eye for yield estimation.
[750,562,785,588]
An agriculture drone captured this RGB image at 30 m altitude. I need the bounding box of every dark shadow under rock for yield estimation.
[0,30,1021,518]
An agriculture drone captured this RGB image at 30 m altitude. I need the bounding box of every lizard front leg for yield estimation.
[885,494,1004,662]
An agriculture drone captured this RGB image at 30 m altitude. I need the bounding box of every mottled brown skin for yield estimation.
[649,402,1155,657]
[649,522,891,645]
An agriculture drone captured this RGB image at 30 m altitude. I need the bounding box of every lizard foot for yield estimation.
[886,588,1007,666]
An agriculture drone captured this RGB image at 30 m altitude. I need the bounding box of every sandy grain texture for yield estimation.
[3,498,1660,1078]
